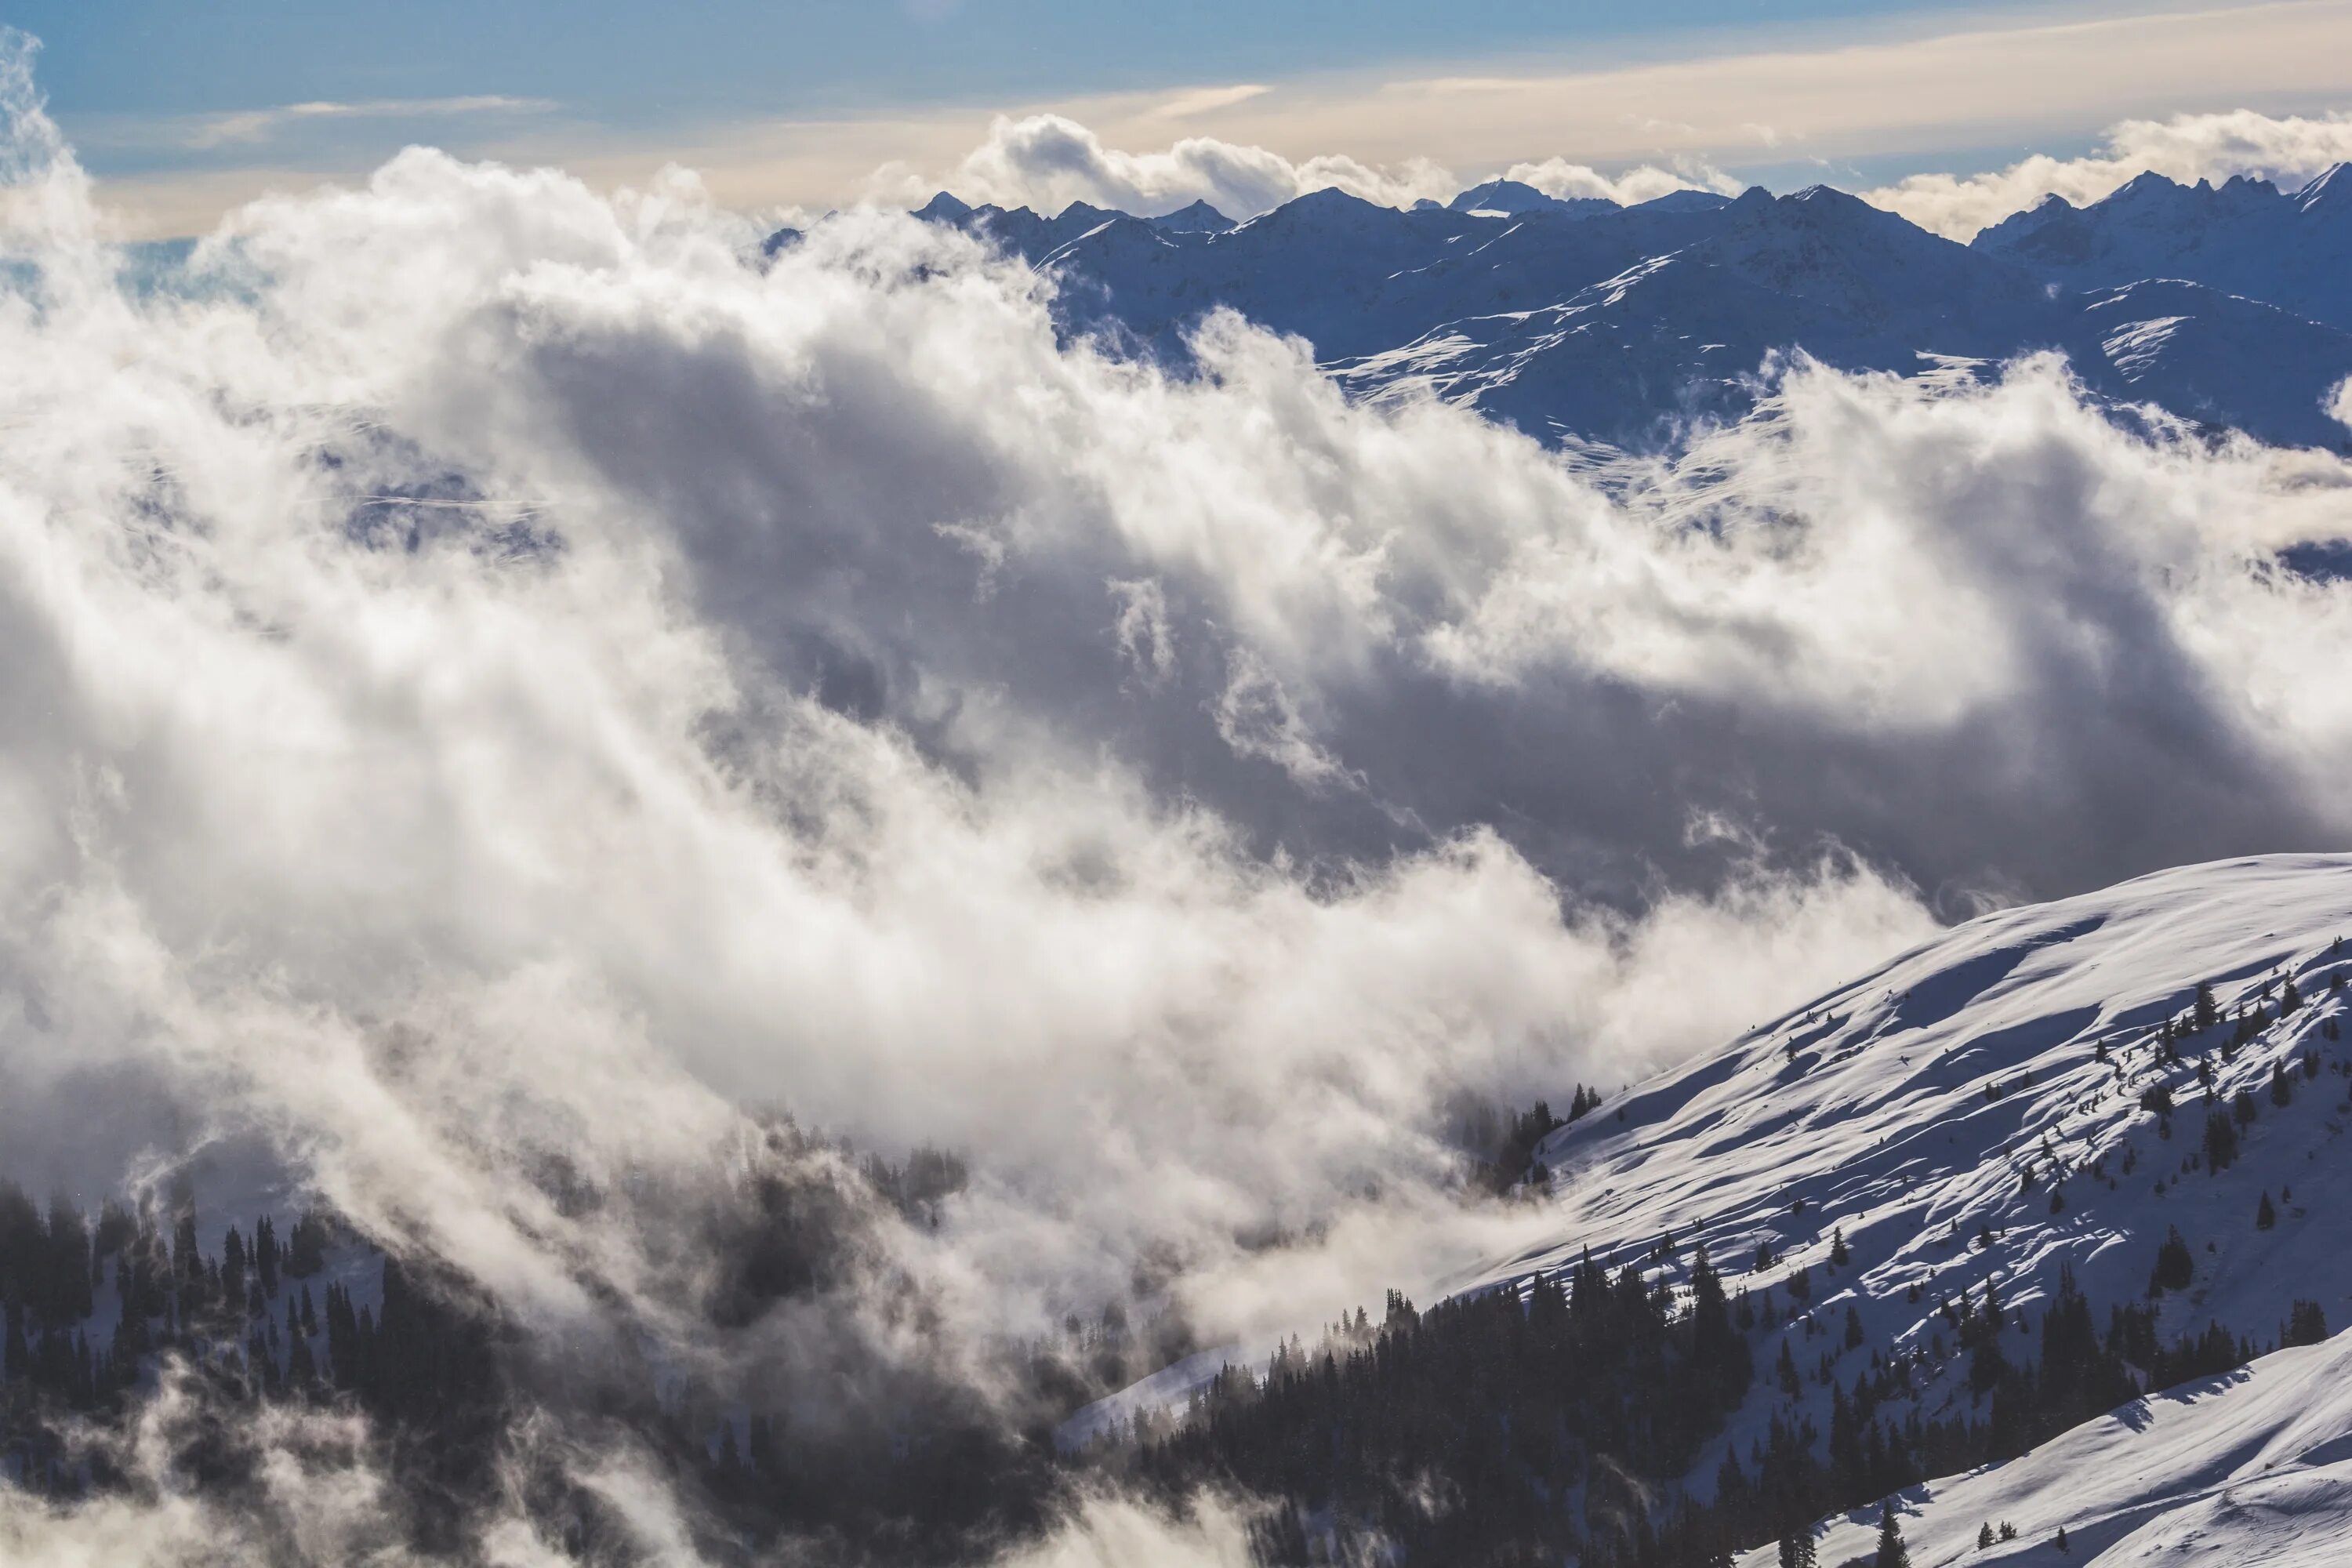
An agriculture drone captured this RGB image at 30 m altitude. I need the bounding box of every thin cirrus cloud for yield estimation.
[181,93,554,151]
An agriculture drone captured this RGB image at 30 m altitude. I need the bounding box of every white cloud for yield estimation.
[1149,84,1272,120]
[993,1493,1261,1568]
[1865,107,2352,239]
[868,113,1737,220]
[868,111,1457,216]
[1501,154,1744,205]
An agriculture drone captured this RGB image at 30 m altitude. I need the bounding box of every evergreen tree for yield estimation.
[1688,1243,1752,1403]
[2203,1112,2240,1172]
[2288,1300,2329,1346]
[255,1215,279,1297]
[2256,1192,2278,1230]
[1875,1501,1911,1568]
[286,1211,328,1278]
[1778,1528,1817,1567]
[2152,1225,2195,1291]
[2194,982,2219,1032]
[222,1225,248,1316]
[288,1319,317,1388]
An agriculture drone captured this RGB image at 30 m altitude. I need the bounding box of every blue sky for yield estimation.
[18,0,2002,128]
[13,0,2352,236]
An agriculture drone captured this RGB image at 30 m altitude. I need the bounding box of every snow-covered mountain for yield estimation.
[1976,167,2352,336]
[1445,851,2352,1562]
[890,171,2352,452]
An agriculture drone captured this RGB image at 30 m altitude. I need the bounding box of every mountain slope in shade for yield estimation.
[1334,252,2352,450]
[902,180,2352,451]
[1433,852,2352,1550]
[1147,198,1235,233]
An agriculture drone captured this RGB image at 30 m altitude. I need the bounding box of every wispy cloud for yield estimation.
[1149,83,1272,119]
[185,93,554,150]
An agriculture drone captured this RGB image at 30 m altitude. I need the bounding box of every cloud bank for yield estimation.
[1866,107,2352,238]
[867,111,1458,216]
[868,111,1733,219]
[1501,154,1744,207]
[864,102,2352,237]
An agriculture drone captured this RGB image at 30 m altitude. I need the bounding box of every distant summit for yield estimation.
[1628,187,1734,215]
[1149,198,1234,234]
[913,191,975,223]
[1446,178,1618,220]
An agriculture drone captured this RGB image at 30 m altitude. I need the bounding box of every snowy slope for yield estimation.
[1436,852,2352,1552]
[1758,1328,2352,1565]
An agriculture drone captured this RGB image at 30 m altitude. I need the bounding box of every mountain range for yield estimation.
[842,168,2352,453]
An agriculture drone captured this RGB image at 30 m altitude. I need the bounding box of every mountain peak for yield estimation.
[913,191,975,223]
[1629,189,1734,215]
[2296,162,2352,214]
[1276,186,1387,220]
[1787,182,1867,208]
[1771,183,1909,234]
[1448,179,1559,215]
[1446,178,1624,220]
[1149,198,1235,234]
[2104,170,2190,206]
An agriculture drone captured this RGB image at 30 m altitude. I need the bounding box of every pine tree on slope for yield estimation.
[1875,1501,1910,1568]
